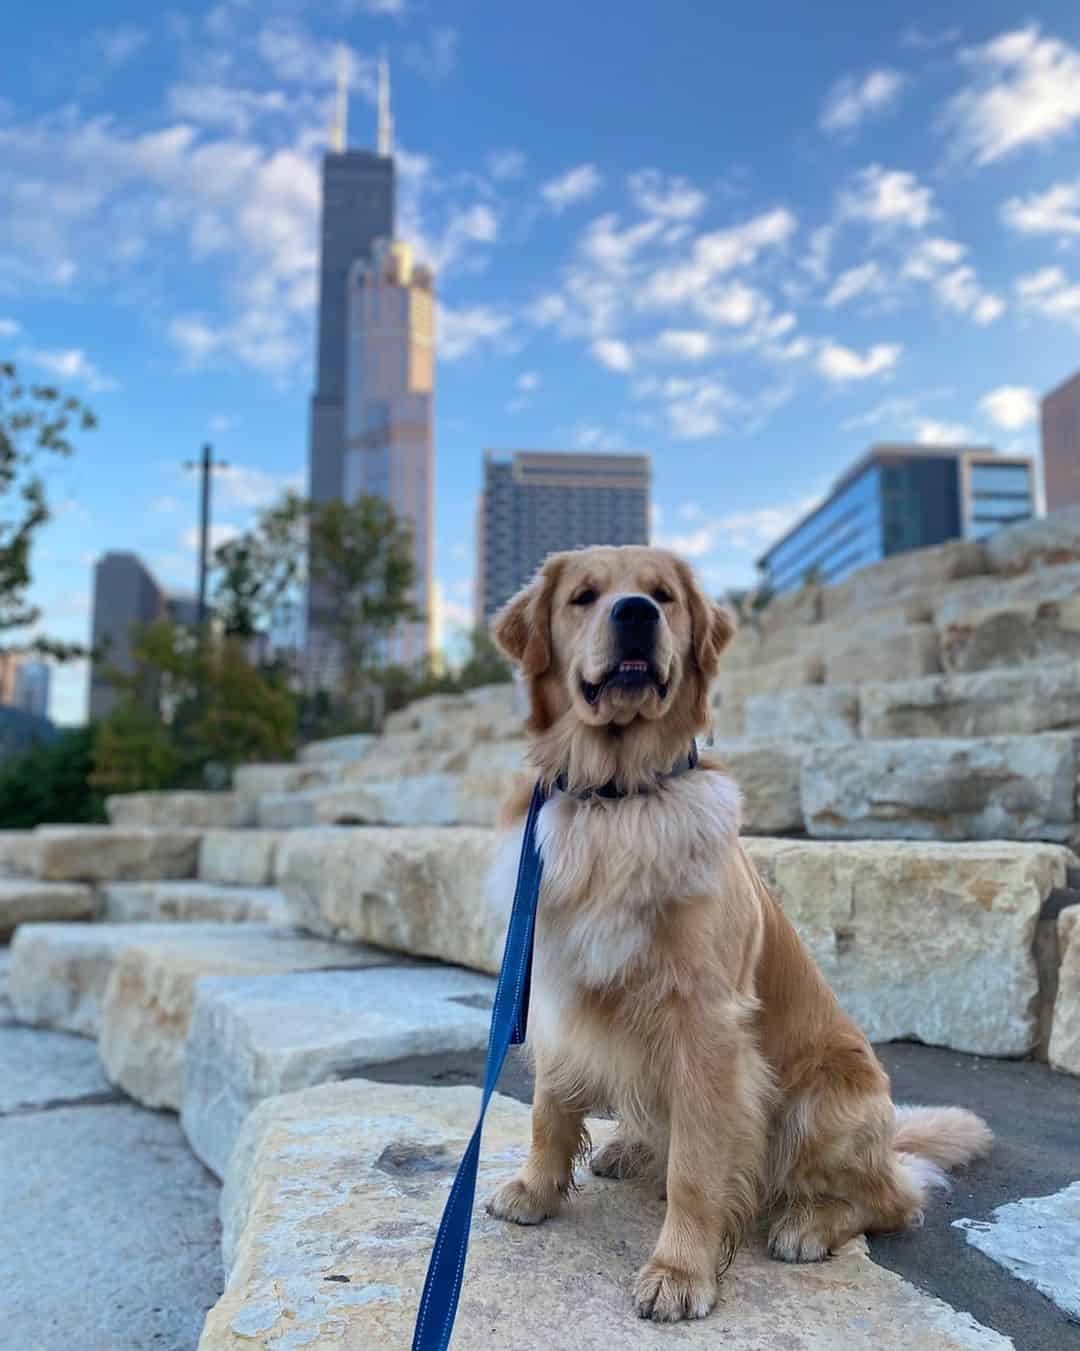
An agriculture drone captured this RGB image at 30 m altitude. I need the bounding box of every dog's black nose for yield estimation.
[611,595,660,631]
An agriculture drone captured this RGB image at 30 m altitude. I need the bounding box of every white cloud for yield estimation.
[946,26,1080,165]
[20,347,118,392]
[487,149,525,181]
[817,340,901,382]
[580,213,662,275]
[168,316,222,366]
[96,24,147,66]
[208,414,233,434]
[216,464,301,510]
[979,385,1038,430]
[591,337,633,372]
[643,376,739,440]
[404,27,458,80]
[1015,264,1080,327]
[165,84,288,135]
[1002,180,1080,237]
[628,170,706,221]
[935,267,1005,324]
[637,207,796,309]
[182,522,239,554]
[523,293,568,326]
[840,396,921,432]
[516,371,540,391]
[820,69,905,134]
[802,225,834,282]
[824,260,885,308]
[0,318,20,338]
[438,303,513,360]
[656,330,712,360]
[572,423,622,450]
[541,163,603,211]
[655,496,820,558]
[902,236,967,281]
[419,202,498,272]
[916,419,974,444]
[839,164,934,229]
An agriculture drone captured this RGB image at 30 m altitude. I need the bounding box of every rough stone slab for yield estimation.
[859,660,1080,739]
[255,790,320,829]
[99,925,395,1110]
[744,686,859,742]
[232,762,339,798]
[0,948,10,1018]
[106,790,254,829]
[33,826,202,882]
[713,741,806,833]
[382,682,516,736]
[182,965,496,1177]
[313,768,520,829]
[984,505,1080,575]
[823,625,941,686]
[100,881,288,925]
[821,538,987,621]
[746,837,1070,1056]
[0,879,95,941]
[935,562,1080,673]
[9,922,218,1037]
[0,1021,113,1113]
[0,1100,221,1351]
[1048,905,1080,1075]
[278,827,502,969]
[199,1080,1007,1351]
[299,733,377,765]
[712,654,824,740]
[954,1182,1080,1320]
[801,733,1079,843]
[934,561,1080,628]
[199,829,281,886]
[0,831,36,877]
[341,735,527,786]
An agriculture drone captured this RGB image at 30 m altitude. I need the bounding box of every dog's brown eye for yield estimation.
[652,587,674,604]
[571,588,597,607]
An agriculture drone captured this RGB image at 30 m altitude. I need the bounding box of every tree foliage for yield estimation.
[212,491,306,639]
[0,726,105,828]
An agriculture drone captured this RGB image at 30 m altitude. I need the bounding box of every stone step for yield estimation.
[100,881,288,925]
[743,686,859,742]
[33,826,202,882]
[230,762,339,798]
[105,791,254,829]
[312,770,516,830]
[801,732,1079,843]
[1048,906,1080,1076]
[253,789,322,829]
[934,561,1080,674]
[197,1079,1007,1351]
[0,831,36,878]
[382,682,517,736]
[95,925,396,1110]
[985,503,1080,575]
[1,1021,114,1115]
[278,825,1072,1058]
[181,964,496,1177]
[0,880,96,941]
[198,830,281,886]
[298,732,377,765]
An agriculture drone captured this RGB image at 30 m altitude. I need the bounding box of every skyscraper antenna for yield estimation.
[330,43,349,152]
[377,50,394,157]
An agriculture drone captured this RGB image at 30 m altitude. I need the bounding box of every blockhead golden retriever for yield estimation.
[484,545,991,1323]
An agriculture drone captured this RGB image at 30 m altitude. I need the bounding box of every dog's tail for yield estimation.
[892,1104,992,1196]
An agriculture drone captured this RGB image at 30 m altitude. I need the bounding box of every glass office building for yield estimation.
[758,445,1036,595]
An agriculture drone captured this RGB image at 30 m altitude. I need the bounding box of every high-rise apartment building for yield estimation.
[343,239,435,665]
[88,552,166,719]
[1041,370,1080,512]
[758,444,1036,595]
[475,451,652,625]
[0,652,50,719]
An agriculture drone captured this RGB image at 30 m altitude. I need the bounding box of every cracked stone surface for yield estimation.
[181,964,496,1178]
[0,1021,115,1115]
[0,878,96,939]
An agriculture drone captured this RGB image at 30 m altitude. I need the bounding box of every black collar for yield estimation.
[554,741,699,801]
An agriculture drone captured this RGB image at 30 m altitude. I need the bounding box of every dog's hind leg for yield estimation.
[486,1072,588,1226]
[590,1131,658,1181]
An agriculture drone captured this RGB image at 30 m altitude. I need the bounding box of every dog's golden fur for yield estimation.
[485,545,991,1324]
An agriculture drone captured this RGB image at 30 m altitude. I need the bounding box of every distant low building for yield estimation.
[475,450,652,625]
[1041,370,1080,512]
[0,652,51,720]
[757,444,1037,595]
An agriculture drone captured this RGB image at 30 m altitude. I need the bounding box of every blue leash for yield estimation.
[411,780,547,1351]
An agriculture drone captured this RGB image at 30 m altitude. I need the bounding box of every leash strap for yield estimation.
[412,780,547,1350]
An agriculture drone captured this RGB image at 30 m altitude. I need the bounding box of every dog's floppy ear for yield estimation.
[676,559,736,678]
[492,556,564,676]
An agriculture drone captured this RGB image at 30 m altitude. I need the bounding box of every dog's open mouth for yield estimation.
[582,658,668,705]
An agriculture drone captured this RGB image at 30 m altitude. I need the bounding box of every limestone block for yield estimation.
[313,766,520,829]
[984,505,1080,575]
[0,831,36,877]
[254,791,320,829]
[823,626,941,686]
[106,791,254,829]
[199,830,281,887]
[801,733,1079,843]
[278,827,502,971]
[382,682,516,736]
[745,837,1070,1056]
[98,926,395,1110]
[712,741,806,834]
[100,881,288,925]
[298,734,377,765]
[0,880,95,941]
[231,763,338,798]
[859,661,1080,739]
[821,538,988,622]
[198,1080,1009,1351]
[935,562,1080,672]
[34,826,202,882]
[181,965,496,1177]
[744,687,859,742]
[1048,905,1080,1075]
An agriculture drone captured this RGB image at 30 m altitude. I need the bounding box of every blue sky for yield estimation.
[4,1,1080,722]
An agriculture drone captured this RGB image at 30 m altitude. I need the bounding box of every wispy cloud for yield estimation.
[816,340,901,382]
[820,69,905,135]
[20,347,118,392]
[838,164,935,229]
[541,163,603,211]
[1002,180,1080,238]
[979,386,1038,430]
[438,303,513,360]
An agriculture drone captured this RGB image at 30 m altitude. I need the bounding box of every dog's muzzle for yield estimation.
[582,595,667,704]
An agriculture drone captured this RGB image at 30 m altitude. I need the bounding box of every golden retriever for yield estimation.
[484,545,991,1323]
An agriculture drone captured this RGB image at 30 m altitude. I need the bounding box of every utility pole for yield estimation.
[184,444,229,631]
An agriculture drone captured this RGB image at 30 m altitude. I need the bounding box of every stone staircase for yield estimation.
[3,507,1080,1347]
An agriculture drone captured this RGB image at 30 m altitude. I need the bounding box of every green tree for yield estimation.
[0,727,106,828]
[212,490,307,639]
[0,360,96,642]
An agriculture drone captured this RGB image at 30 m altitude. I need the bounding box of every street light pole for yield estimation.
[184,443,229,631]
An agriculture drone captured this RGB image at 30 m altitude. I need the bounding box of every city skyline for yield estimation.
[3,3,1080,721]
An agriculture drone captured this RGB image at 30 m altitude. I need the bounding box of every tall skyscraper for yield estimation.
[344,239,435,665]
[88,552,165,719]
[1042,369,1080,512]
[475,451,652,625]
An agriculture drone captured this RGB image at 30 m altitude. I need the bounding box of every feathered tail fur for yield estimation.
[892,1104,993,1197]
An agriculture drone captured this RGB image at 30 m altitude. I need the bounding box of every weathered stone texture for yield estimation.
[298,733,376,765]
[1048,905,1080,1075]
[824,626,941,686]
[199,830,281,887]
[984,505,1080,575]
[0,831,36,878]
[100,881,287,925]
[106,791,254,829]
[0,879,95,941]
[744,686,859,742]
[821,538,987,621]
[712,742,806,834]
[34,826,201,882]
[231,762,337,797]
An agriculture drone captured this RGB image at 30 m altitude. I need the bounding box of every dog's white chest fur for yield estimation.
[487,770,742,1051]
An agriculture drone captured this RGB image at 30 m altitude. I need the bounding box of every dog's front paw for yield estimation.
[485,1177,559,1226]
[633,1259,717,1323]
[767,1215,831,1264]
[590,1136,653,1180]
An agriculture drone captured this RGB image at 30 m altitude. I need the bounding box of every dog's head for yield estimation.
[493,546,734,784]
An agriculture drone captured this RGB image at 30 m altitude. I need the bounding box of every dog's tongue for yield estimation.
[619,660,649,672]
